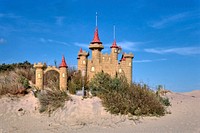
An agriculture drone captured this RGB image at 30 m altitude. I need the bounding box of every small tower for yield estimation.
[110,26,121,62]
[121,53,134,84]
[59,56,68,91]
[34,62,46,89]
[77,48,89,72]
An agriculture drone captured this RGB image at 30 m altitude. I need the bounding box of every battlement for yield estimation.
[78,50,89,57]
[33,62,47,68]
[123,53,134,59]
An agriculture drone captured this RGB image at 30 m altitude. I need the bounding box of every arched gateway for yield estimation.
[34,56,68,91]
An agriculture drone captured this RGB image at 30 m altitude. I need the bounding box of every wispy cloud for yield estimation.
[0,13,22,19]
[0,38,6,44]
[73,42,88,49]
[40,38,69,46]
[149,12,190,29]
[134,58,167,63]
[117,41,140,51]
[145,47,200,55]
[104,41,142,51]
[55,16,65,26]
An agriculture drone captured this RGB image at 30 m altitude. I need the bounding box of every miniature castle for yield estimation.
[77,26,134,84]
[34,16,134,90]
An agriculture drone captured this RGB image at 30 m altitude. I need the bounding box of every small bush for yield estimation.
[160,97,171,106]
[37,88,70,113]
[18,76,30,89]
[89,72,166,116]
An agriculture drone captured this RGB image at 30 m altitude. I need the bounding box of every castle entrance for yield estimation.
[44,69,60,90]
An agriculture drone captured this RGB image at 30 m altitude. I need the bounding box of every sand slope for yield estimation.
[0,90,200,133]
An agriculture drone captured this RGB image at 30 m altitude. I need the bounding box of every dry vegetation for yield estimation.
[0,61,34,96]
[89,72,170,116]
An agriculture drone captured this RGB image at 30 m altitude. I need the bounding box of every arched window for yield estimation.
[91,67,95,72]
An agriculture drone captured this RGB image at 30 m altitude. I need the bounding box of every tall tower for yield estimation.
[59,56,68,91]
[89,13,104,64]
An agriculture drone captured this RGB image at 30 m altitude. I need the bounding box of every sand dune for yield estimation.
[0,90,200,133]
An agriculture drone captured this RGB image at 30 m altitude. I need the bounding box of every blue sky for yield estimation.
[0,0,199,92]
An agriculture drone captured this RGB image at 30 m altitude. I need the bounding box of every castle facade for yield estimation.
[77,27,134,84]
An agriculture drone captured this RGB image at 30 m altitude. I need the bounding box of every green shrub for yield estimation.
[160,97,171,106]
[18,76,30,89]
[89,72,166,116]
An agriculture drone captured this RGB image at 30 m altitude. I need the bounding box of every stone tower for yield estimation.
[77,48,89,73]
[34,62,46,89]
[59,56,68,91]
[119,53,134,84]
[89,27,104,63]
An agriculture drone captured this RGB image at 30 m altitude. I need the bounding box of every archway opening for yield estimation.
[44,70,60,90]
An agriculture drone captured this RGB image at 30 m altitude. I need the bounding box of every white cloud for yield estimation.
[134,58,167,63]
[145,47,200,55]
[40,38,69,46]
[104,41,141,51]
[117,41,140,51]
[149,12,189,29]
[0,38,6,44]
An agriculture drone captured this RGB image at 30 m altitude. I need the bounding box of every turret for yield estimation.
[77,48,89,72]
[59,56,68,91]
[120,53,134,84]
[34,62,46,89]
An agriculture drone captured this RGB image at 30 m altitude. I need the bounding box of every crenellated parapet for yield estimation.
[33,62,47,69]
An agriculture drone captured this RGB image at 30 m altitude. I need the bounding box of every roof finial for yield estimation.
[113,25,116,40]
[96,12,98,27]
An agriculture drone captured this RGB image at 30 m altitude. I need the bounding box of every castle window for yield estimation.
[37,73,41,79]
[119,68,122,73]
[91,67,95,72]
[82,60,86,64]
[129,62,131,66]
[103,56,105,60]
[62,73,65,78]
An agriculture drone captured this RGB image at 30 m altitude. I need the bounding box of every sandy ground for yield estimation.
[0,90,200,133]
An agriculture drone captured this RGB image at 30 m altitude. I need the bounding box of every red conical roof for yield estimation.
[91,27,101,43]
[59,56,67,68]
[110,39,118,48]
[80,48,83,52]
